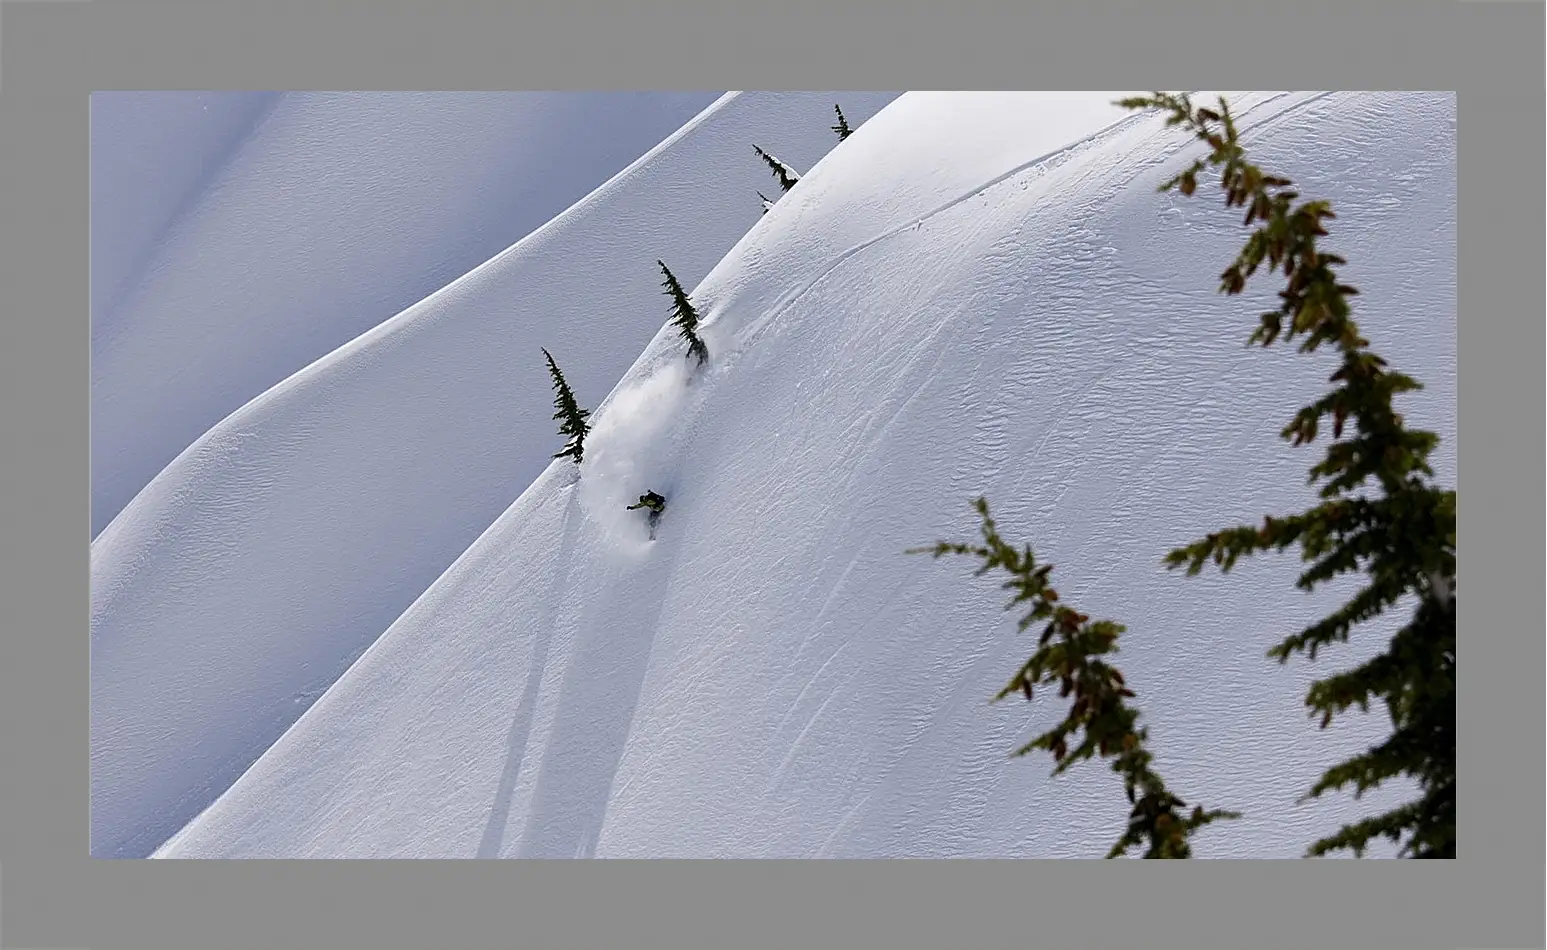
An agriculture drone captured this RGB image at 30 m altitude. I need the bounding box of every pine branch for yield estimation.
[910,498,1239,859]
[1119,92,1457,858]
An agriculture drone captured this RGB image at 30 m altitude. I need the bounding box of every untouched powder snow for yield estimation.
[90,91,282,337]
[90,91,724,538]
[90,91,900,859]
[153,91,1455,859]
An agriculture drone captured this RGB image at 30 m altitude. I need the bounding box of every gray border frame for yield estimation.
[3,1,1540,948]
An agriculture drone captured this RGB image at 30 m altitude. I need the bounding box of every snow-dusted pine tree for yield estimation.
[753,144,801,193]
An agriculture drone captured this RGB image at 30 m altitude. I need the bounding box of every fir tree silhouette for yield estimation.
[658,260,708,366]
[831,103,853,141]
[542,347,590,465]
[753,144,801,193]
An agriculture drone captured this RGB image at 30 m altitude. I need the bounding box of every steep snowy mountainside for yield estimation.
[89,91,901,859]
[156,91,1456,859]
[90,91,723,538]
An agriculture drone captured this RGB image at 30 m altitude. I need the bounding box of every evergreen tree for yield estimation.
[832,103,853,141]
[541,347,590,466]
[758,191,776,215]
[753,144,801,193]
[912,501,1240,858]
[1118,92,1456,859]
[657,260,708,365]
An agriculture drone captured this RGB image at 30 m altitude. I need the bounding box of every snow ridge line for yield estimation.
[91,95,745,549]
[716,108,1161,353]
[245,91,742,385]
[716,91,1335,361]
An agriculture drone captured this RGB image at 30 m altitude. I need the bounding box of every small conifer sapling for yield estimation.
[542,347,591,466]
[753,144,801,193]
[831,103,853,141]
[657,260,709,366]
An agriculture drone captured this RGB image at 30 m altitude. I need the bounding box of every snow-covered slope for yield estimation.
[90,91,282,336]
[90,91,723,538]
[153,91,1456,859]
[90,91,901,859]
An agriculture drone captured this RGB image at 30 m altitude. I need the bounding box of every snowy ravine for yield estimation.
[89,91,900,860]
[117,92,1454,860]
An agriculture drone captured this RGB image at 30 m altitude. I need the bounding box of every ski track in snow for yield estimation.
[105,91,1455,860]
[476,485,581,859]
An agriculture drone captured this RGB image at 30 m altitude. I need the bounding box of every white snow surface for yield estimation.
[90,91,901,859]
[103,91,1454,860]
[90,91,282,339]
[90,91,726,538]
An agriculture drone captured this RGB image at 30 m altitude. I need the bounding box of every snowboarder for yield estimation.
[627,490,666,513]
[627,490,667,538]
